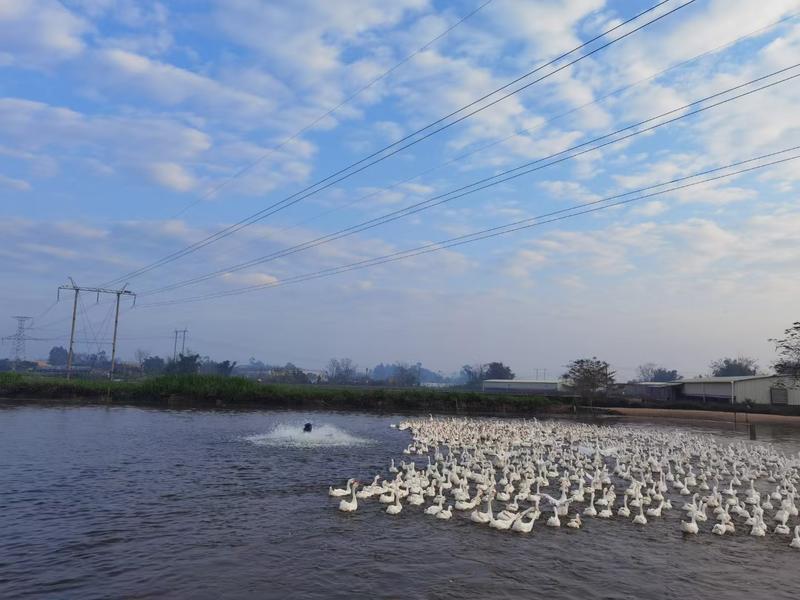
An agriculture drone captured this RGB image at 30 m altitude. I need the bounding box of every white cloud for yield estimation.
[221,272,279,286]
[539,180,599,203]
[92,49,279,125]
[0,173,31,191]
[0,97,212,192]
[0,0,89,67]
[631,200,667,216]
[145,162,195,192]
[54,221,108,239]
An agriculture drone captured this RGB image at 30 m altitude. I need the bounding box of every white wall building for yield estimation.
[482,379,564,393]
[680,375,800,406]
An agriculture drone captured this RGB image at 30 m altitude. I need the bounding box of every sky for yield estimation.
[2,0,800,380]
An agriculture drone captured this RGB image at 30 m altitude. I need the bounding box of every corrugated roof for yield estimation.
[483,379,560,384]
[680,375,777,383]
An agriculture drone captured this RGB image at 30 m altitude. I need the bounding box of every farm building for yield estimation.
[622,381,682,402]
[482,379,564,393]
[680,375,800,406]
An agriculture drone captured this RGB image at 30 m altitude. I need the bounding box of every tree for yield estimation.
[484,362,514,380]
[275,363,310,384]
[326,358,357,384]
[216,360,237,376]
[710,356,758,377]
[771,321,800,381]
[134,349,150,370]
[48,346,68,366]
[389,363,419,387]
[651,368,681,382]
[563,357,615,404]
[165,353,200,375]
[636,363,681,382]
[142,356,165,375]
[461,364,487,387]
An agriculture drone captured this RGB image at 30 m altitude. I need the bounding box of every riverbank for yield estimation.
[599,406,800,425]
[0,373,561,414]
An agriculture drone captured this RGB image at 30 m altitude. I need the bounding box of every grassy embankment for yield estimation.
[0,372,560,414]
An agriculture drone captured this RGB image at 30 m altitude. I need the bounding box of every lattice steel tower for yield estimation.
[7,316,32,362]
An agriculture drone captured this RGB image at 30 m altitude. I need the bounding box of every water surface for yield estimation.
[1,405,798,599]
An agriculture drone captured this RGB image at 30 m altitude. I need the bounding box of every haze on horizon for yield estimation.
[2,0,799,381]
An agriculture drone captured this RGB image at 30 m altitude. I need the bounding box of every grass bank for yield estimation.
[0,373,562,415]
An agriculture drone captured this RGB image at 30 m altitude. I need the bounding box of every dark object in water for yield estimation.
[303,423,313,433]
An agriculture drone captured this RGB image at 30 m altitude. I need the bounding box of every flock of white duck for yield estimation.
[329,418,800,549]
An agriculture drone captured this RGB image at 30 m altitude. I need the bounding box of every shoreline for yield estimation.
[0,373,562,415]
[598,406,800,425]
[2,374,800,423]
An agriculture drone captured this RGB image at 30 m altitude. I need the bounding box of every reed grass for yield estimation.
[0,372,557,413]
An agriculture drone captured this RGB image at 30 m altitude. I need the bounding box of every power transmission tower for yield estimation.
[173,329,188,361]
[58,278,135,379]
[1,316,32,370]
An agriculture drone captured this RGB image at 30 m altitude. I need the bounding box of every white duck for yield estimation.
[425,497,444,516]
[489,511,515,531]
[617,494,631,517]
[511,507,537,533]
[546,506,561,527]
[386,493,403,515]
[436,505,453,520]
[338,482,360,512]
[774,511,791,535]
[790,526,800,549]
[646,499,664,518]
[329,478,355,497]
[680,512,698,534]
[583,491,598,517]
[567,514,582,529]
[711,521,727,535]
[470,495,494,524]
[749,515,767,537]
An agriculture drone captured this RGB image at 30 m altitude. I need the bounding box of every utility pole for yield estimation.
[58,278,135,380]
[173,329,188,361]
[108,285,130,379]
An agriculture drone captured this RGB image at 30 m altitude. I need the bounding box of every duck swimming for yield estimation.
[329,416,800,551]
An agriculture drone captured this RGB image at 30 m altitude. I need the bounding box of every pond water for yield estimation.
[1,405,799,599]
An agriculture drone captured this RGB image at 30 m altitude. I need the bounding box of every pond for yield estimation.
[1,405,798,599]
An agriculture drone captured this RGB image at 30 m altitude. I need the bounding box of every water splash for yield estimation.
[244,423,373,448]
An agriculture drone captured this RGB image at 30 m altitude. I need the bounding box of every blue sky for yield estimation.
[2,0,800,379]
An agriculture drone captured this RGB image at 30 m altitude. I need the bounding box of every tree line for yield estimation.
[6,319,799,389]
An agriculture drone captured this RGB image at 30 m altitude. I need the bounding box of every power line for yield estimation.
[140,64,800,296]
[270,11,798,237]
[103,0,690,287]
[137,146,800,307]
[171,0,496,219]
[58,280,136,379]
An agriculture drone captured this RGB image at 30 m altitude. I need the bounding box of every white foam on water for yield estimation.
[244,423,373,448]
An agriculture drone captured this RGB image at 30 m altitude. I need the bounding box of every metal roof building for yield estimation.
[482,379,565,393]
[680,375,800,406]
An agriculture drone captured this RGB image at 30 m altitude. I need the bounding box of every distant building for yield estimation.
[623,381,682,402]
[679,375,800,406]
[482,379,564,394]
